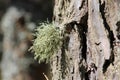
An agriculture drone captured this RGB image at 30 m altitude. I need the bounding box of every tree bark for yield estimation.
[51,0,120,80]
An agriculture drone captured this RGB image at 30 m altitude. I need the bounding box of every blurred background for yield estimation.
[0,0,53,80]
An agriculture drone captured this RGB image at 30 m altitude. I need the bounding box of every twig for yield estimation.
[43,73,49,80]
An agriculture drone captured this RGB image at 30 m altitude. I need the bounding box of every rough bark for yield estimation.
[51,0,120,80]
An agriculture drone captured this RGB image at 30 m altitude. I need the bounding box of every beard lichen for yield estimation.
[31,22,63,63]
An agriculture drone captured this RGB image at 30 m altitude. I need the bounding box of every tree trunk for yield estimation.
[51,0,120,80]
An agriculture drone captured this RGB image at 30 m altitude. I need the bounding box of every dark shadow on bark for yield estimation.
[65,15,88,61]
[61,39,68,79]
[77,13,88,80]
[103,60,110,73]
[64,15,88,79]
[85,63,97,80]
[79,0,86,10]
[99,0,115,49]
[99,0,115,73]
[61,21,79,79]
[64,22,75,50]
[77,13,88,61]
[116,21,120,39]
[79,64,88,80]
[103,51,115,73]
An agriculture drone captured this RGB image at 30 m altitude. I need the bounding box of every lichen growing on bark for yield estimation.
[31,22,63,63]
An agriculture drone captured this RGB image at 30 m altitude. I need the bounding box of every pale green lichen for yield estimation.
[31,22,63,63]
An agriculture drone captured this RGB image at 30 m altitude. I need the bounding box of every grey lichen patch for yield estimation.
[30,22,63,63]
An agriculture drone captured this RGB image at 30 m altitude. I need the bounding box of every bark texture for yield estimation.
[51,0,120,80]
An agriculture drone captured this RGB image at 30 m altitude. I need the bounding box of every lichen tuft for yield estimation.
[31,22,63,63]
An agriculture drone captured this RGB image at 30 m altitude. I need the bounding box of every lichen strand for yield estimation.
[32,23,63,63]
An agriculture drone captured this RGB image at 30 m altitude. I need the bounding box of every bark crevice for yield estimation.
[79,0,86,10]
[116,21,120,40]
[99,0,115,73]
[99,0,115,49]
[79,13,88,61]
[61,40,68,79]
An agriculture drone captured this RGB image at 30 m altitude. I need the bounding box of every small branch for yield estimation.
[43,73,49,80]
